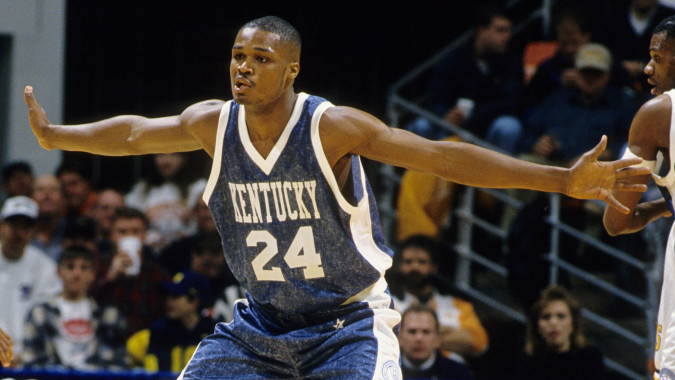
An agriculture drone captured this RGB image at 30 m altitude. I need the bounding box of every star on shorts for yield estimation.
[333,318,345,330]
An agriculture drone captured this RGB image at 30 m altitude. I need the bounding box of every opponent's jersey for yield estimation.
[202,93,393,315]
[655,89,675,378]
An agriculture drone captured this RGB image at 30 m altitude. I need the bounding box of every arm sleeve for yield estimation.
[126,329,150,368]
[454,298,489,354]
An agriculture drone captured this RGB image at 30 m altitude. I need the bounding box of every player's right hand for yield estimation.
[24,86,54,150]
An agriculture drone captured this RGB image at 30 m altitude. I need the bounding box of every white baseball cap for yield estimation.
[1,195,39,221]
[575,43,612,72]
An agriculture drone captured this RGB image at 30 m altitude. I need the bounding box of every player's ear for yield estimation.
[288,62,300,79]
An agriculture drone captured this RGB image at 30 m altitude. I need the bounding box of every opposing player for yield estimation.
[26,16,649,379]
[603,15,675,380]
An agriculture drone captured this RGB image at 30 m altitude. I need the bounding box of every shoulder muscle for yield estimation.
[181,100,226,158]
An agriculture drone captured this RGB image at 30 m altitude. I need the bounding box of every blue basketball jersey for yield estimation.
[203,93,394,315]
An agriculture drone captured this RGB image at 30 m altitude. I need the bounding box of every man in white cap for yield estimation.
[518,42,637,166]
[0,195,61,366]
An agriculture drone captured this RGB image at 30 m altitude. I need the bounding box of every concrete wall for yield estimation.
[0,0,65,175]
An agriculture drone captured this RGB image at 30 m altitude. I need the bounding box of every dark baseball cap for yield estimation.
[162,271,213,301]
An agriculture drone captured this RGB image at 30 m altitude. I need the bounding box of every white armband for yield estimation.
[621,148,656,171]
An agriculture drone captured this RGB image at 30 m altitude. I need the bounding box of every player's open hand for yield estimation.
[0,326,13,367]
[24,86,54,150]
[566,135,650,214]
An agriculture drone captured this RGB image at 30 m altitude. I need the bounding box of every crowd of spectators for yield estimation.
[0,1,670,378]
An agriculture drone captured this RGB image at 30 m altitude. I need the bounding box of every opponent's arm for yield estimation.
[24,86,221,156]
[320,106,649,214]
[603,96,673,235]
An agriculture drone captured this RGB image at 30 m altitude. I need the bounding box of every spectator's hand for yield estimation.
[561,68,581,88]
[0,327,13,367]
[443,106,467,127]
[532,134,560,158]
[107,251,133,280]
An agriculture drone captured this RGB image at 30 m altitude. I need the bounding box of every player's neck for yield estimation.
[60,290,87,302]
[245,90,298,137]
[244,91,298,158]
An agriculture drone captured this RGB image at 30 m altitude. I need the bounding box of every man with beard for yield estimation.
[391,235,488,359]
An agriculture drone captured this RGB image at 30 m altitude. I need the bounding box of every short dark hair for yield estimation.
[2,161,33,183]
[400,304,440,333]
[58,244,94,266]
[241,16,301,58]
[396,234,440,266]
[473,2,510,29]
[654,15,675,40]
[111,206,149,229]
[56,160,93,183]
[63,216,98,242]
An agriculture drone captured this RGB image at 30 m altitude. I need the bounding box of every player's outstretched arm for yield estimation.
[323,106,649,215]
[0,327,13,367]
[24,86,211,156]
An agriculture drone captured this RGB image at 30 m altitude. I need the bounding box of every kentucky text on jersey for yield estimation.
[226,180,321,223]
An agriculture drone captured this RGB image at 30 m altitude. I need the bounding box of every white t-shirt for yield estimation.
[0,245,61,355]
[54,297,95,369]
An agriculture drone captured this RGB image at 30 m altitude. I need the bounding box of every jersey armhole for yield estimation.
[203,101,232,204]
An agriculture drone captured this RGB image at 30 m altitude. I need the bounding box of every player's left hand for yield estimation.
[566,135,650,214]
[0,327,13,367]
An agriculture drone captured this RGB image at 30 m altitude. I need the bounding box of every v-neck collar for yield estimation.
[238,93,309,175]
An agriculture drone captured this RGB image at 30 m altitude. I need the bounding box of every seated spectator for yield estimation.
[390,235,488,359]
[518,43,635,165]
[0,196,61,365]
[523,6,592,115]
[126,271,215,373]
[56,160,98,218]
[89,188,125,245]
[125,152,206,252]
[503,43,637,235]
[61,215,99,254]
[1,160,34,204]
[399,304,474,380]
[406,3,523,153]
[187,230,243,322]
[157,195,218,275]
[93,207,170,337]
[22,245,128,370]
[512,285,605,380]
[30,174,67,261]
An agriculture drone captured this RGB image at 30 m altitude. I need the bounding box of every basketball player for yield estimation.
[603,15,675,380]
[26,16,649,379]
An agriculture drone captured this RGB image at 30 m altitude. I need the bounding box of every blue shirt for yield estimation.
[520,86,636,162]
